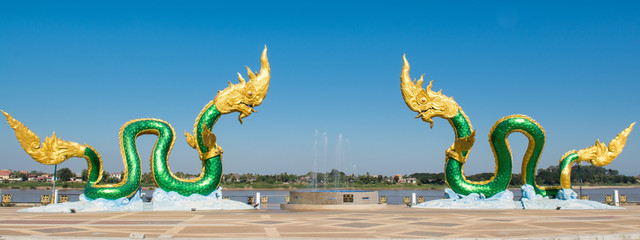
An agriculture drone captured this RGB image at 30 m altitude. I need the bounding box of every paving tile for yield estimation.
[181,226,265,234]
[33,227,85,233]
[481,218,514,222]
[250,220,286,225]
[349,213,374,216]
[0,229,28,236]
[456,223,494,230]
[281,232,378,238]
[277,226,360,233]
[89,226,171,231]
[327,217,366,221]
[530,221,608,229]
[335,222,383,228]
[563,216,622,221]
[58,232,131,238]
[2,205,640,239]
[414,221,461,227]
[0,219,85,224]
[403,230,451,237]
[392,217,431,221]
[173,232,266,238]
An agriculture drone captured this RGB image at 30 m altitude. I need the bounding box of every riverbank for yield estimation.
[3,182,639,191]
[222,185,640,191]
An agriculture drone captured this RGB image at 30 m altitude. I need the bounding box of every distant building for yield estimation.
[226,173,240,182]
[110,172,122,181]
[36,174,52,182]
[7,177,23,182]
[395,174,404,183]
[300,176,311,183]
[0,170,11,180]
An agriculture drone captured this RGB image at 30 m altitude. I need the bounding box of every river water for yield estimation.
[2,187,639,210]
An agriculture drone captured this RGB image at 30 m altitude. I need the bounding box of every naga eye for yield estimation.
[420,97,427,103]
[247,91,253,96]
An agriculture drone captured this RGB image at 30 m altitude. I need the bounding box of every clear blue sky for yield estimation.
[1,1,638,177]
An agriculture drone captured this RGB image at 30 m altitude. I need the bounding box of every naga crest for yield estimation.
[400,55,459,128]
[213,46,270,123]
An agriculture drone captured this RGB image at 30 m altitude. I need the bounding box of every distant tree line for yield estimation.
[7,165,638,187]
[410,165,638,186]
[535,165,637,185]
[7,168,121,184]
[222,169,395,185]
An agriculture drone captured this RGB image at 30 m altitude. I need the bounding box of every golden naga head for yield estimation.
[213,46,270,123]
[400,55,459,128]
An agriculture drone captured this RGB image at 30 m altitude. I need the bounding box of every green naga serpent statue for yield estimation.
[2,47,270,200]
[400,55,634,198]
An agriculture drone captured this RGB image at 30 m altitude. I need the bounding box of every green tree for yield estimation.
[101,171,109,182]
[30,170,46,176]
[81,169,88,181]
[12,171,28,181]
[536,166,561,185]
[56,168,75,181]
[141,172,155,185]
[98,171,120,184]
[466,172,494,182]
[410,173,446,185]
[534,165,638,185]
[509,173,522,187]
[175,171,186,179]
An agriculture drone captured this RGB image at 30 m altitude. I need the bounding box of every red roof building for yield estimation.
[0,170,11,180]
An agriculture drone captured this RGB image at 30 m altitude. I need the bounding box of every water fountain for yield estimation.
[281,132,386,210]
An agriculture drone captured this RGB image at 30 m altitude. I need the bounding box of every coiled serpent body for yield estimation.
[3,47,270,200]
[80,105,223,199]
[400,55,634,198]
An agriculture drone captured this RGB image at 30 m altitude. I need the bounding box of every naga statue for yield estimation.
[3,47,270,200]
[400,55,634,198]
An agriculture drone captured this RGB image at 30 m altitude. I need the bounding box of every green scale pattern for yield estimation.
[445,111,574,198]
[82,105,223,200]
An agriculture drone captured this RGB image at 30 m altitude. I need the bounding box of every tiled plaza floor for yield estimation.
[1,204,640,239]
